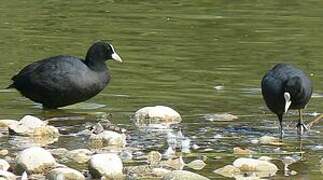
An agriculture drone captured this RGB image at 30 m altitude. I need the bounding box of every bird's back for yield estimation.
[10,56,110,108]
[262,64,312,114]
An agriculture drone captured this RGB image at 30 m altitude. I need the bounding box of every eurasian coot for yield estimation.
[261,64,312,137]
[7,41,122,109]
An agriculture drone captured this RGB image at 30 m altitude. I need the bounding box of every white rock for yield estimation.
[0,120,18,128]
[233,157,278,177]
[163,170,210,180]
[47,167,85,180]
[15,147,57,174]
[8,115,59,138]
[213,165,241,178]
[259,136,283,146]
[89,130,126,148]
[185,159,206,170]
[0,159,10,171]
[0,170,16,180]
[89,153,123,179]
[133,106,182,127]
[66,149,93,164]
[152,168,171,177]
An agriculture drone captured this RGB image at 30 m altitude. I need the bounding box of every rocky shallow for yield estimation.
[0,106,320,179]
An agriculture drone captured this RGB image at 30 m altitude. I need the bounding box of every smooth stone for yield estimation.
[89,153,123,178]
[163,170,210,180]
[8,115,59,138]
[89,130,126,148]
[213,165,241,178]
[233,157,278,177]
[0,120,18,128]
[47,167,85,180]
[233,147,255,155]
[0,150,9,156]
[203,113,238,122]
[152,168,171,177]
[147,151,162,166]
[0,159,10,171]
[0,170,16,180]
[259,136,283,146]
[66,149,93,164]
[15,147,57,174]
[185,159,206,170]
[133,106,182,127]
[161,157,185,170]
[49,148,69,158]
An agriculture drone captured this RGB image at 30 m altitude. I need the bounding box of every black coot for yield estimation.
[261,64,312,137]
[7,41,122,109]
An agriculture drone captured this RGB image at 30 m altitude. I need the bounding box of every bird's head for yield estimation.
[283,76,302,113]
[86,40,123,63]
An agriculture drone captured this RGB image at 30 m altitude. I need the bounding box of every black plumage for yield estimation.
[261,64,312,137]
[7,41,122,109]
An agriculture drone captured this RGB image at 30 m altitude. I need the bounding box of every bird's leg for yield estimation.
[296,109,308,135]
[278,114,284,139]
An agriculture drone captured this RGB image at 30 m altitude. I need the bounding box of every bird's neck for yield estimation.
[85,57,107,72]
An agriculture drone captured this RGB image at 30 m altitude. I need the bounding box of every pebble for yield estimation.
[47,167,85,180]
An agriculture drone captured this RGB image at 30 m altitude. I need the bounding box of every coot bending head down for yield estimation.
[7,41,122,109]
[261,64,312,138]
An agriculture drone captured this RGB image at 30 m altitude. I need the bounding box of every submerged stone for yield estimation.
[203,113,238,122]
[233,147,255,155]
[233,157,278,178]
[89,130,126,148]
[133,106,182,127]
[213,165,241,178]
[259,136,283,146]
[185,159,206,170]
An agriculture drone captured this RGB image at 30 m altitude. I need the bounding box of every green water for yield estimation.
[0,0,323,179]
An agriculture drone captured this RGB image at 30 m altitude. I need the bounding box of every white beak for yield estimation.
[284,92,292,113]
[111,52,123,63]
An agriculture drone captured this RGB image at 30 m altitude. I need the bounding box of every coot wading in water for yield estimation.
[261,64,312,138]
[7,41,122,109]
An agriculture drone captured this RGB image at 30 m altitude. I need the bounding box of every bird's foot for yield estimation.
[296,122,308,136]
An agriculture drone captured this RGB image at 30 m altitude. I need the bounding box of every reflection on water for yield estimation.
[0,0,323,178]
